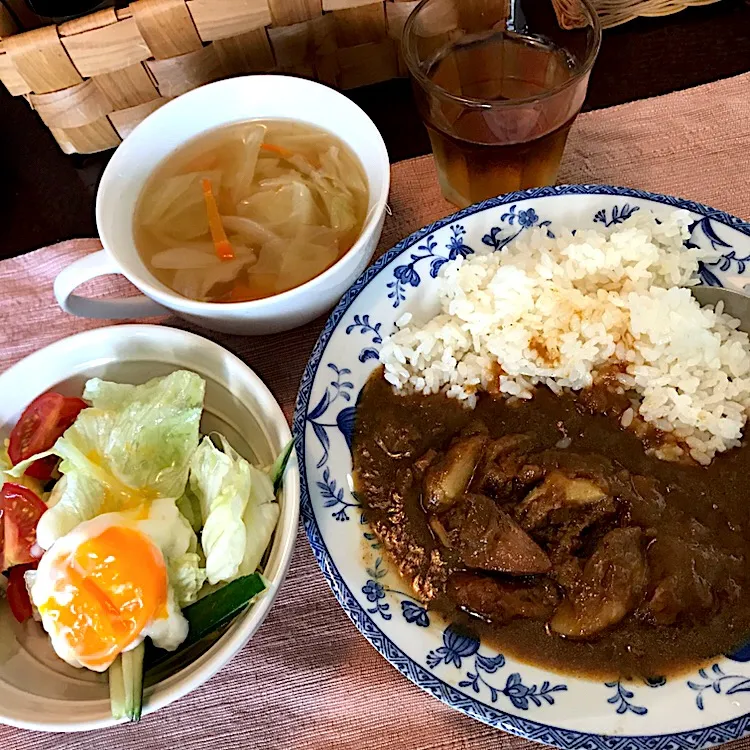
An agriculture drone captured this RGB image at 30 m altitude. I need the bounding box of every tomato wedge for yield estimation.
[8,393,87,480]
[1,483,47,570]
[6,563,36,623]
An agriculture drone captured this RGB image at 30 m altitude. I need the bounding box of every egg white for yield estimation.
[30,507,189,672]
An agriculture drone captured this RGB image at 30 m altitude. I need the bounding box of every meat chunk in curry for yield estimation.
[443,493,551,575]
[550,527,648,639]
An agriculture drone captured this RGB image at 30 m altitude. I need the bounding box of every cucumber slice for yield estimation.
[110,642,145,721]
[145,573,267,670]
[270,439,295,494]
[184,572,266,644]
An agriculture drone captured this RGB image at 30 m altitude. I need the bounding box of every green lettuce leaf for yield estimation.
[189,435,279,585]
[80,371,204,496]
[13,370,205,550]
[137,496,206,606]
[0,448,45,497]
[168,553,207,607]
[240,464,279,577]
[176,486,203,534]
[189,436,251,585]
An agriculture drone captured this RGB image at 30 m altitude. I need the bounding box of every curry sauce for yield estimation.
[352,371,750,680]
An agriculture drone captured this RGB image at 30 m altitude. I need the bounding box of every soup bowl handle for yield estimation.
[54,250,168,320]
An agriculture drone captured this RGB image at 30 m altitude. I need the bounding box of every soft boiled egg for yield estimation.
[29,512,189,672]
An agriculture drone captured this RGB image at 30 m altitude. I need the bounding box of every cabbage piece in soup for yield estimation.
[133,119,369,303]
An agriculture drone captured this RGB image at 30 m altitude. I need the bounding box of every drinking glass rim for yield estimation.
[401,0,603,110]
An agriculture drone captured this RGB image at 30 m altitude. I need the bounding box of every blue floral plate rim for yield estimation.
[293,184,750,750]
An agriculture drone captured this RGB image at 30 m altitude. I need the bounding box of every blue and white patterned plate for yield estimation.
[293,185,750,750]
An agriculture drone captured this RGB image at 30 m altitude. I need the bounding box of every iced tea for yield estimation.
[403,0,601,207]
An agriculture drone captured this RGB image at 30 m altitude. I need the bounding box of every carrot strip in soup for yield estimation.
[224,282,256,303]
[260,142,319,169]
[260,143,293,158]
[201,178,235,261]
[223,277,275,303]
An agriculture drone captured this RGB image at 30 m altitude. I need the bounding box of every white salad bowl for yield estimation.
[53,75,390,335]
[295,185,750,750]
[0,324,299,731]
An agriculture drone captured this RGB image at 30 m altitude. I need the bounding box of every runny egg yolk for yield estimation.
[40,526,168,670]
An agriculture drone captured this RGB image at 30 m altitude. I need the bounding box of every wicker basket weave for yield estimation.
[0,0,721,155]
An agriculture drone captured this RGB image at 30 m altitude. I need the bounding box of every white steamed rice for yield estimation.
[380,209,750,465]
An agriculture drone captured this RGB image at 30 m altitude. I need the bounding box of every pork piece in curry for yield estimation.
[352,371,750,679]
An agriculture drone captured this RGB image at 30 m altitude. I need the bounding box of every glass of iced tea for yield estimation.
[402,0,601,207]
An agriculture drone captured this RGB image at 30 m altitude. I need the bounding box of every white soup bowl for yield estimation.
[54,75,390,335]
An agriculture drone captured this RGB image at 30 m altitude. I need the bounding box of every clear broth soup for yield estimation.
[133,119,369,303]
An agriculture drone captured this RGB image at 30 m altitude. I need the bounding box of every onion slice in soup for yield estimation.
[150,245,219,269]
[227,124,266,205]
[221,215,280,245]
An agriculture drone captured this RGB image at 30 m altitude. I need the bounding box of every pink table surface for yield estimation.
[1,71,749,750]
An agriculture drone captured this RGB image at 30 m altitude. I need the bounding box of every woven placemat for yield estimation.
[1,71,749,750]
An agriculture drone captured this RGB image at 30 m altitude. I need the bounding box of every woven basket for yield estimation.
[0,0,721,155]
